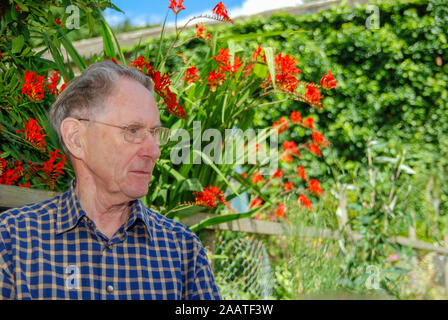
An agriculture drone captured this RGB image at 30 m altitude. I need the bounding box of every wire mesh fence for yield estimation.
[212,234,275,299]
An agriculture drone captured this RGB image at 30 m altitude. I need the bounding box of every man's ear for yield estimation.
[60,118,85,159]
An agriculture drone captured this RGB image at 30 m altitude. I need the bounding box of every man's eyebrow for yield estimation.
[128,121,163,127]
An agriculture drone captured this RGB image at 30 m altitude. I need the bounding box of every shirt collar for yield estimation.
[56,178,154,240]
[125,197,154,240]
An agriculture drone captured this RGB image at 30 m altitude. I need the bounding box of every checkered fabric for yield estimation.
[0,179,221,300]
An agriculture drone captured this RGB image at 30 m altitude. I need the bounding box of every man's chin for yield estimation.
[125,174,151,199]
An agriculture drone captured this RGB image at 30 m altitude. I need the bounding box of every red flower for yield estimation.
[298,194,313,210]
[320,70,337,90]
[24,162,42,181]
[193,185,227,209]
[282,141,300,157]
[160,87,187,120]
[40,150,66,190]
[151,70,172,93]
[252,45,265,62]
[268,52,301,92]
[21,70,46,102]
[302,117,314,129]
[196,23,211,40]
[0,166,22,186]
[251,172,264,184]
[213,48,231,66]
[213,1,232,22]
[0,158,22,186]
[16,118,47,152]
[183,66,202,84]
[243,63,254,77]
[308,179,323,196]
[308,143,322,157]
[281,152,293,163]
[129,56,154,75]
[290,110,302,124]
[15,5,22,11]
[168,0,185,14]
[105,56,118,64]
[14,160,25,177]
[19,182,30,188]
[55,18,62,26]
[0,157,6,176]
[274,203,287,218]
[273,116,289,134]
[213,48,242,75]
[207,69,226,92]
[250,197,263,208]
[297,165,308,181]
[47,72,61,98]
[230,56,243,74]
[312,130,329,147]
[284,181,294,192]
[59,83,67,94]
[272,169,284,178]
[305,84,324,107]
[130,57,187,120]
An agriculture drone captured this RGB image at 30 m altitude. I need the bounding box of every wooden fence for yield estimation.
[2,183,448,297]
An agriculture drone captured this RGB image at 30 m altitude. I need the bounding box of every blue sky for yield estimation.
[104,0,304,27]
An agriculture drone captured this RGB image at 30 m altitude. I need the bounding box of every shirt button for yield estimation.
[106,285,114,293]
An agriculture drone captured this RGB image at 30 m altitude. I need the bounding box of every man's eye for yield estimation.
[127,126,142,134]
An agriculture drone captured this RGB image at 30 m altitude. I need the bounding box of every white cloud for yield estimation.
[106,1,305,29]
[230,0,304,18]
[170,0,304,27]
[104,10,126,27]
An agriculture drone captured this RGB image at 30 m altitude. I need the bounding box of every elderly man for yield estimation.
[0,60,221,300]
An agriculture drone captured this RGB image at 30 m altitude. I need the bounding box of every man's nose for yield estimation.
[139,133,161,159]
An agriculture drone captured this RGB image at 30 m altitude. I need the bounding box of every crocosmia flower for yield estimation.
[213,1,232,22]
[168,0,185,14]
[320,70,337,90]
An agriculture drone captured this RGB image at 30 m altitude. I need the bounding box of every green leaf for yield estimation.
[86,11,95,35]
[164,203,205,219]
[101,19,116,59]
[227,39,235,65]
[157,160,186,182]
[99,15,127,64]
[57,30,86,72]
[12,35,24,54]
[43,34,70,80]
[253,63,268,79]
[179,178,203,193]
[264,47,276,89]
[189,202,271,232]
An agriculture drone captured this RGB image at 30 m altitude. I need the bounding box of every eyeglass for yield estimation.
[77,118,171,145]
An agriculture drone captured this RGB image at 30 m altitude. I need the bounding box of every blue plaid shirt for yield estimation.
[0,179,221,300]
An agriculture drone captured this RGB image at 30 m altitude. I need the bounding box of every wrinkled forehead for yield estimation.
[100,77,161,126]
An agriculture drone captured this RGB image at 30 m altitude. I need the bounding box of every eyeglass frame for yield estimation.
[76,118,171,145]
